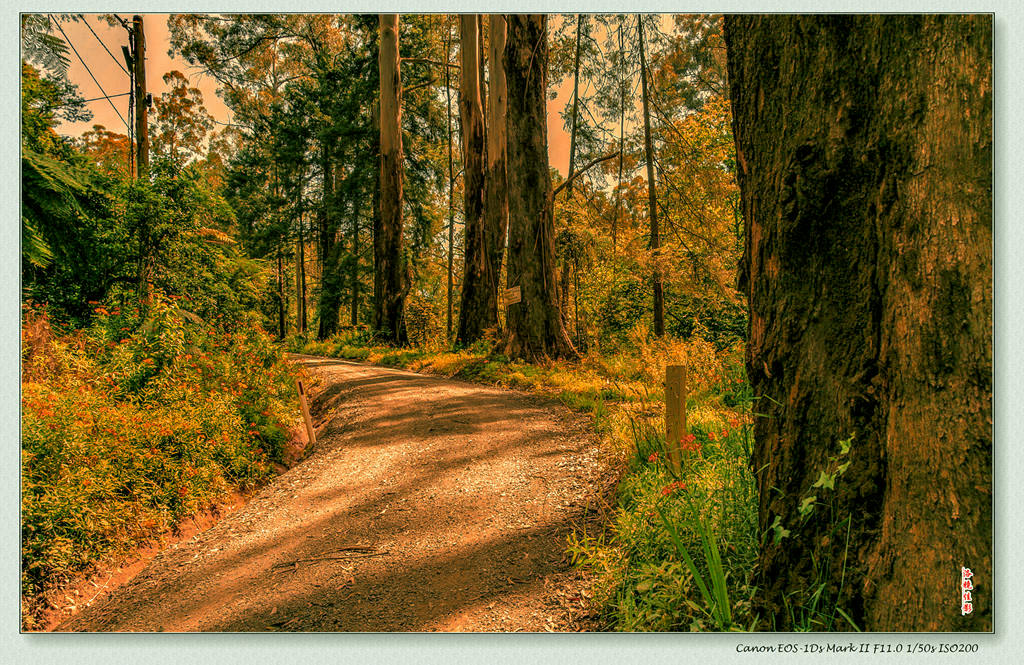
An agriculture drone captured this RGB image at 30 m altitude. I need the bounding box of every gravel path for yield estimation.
[59,355,605,632]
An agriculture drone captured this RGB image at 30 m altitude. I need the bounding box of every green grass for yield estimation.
[568,400,760,631]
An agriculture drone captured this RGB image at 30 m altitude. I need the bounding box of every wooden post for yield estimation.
[296,379,317,448]
[665,364,687,473]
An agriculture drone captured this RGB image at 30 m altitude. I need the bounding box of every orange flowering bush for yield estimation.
[20,300,301,614]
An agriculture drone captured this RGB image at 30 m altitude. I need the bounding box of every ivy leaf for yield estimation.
[770,515,790,543]
[837,460,851,476]
[812,470,835,490]
[839,436,853,455]
[798,495,817,516]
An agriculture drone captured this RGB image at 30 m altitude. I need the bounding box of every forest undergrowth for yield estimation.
[20,297,303,628]
[299,326,760,631]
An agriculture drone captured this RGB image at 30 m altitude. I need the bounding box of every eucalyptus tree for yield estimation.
[726,14,991,631]
[504,14,576,360]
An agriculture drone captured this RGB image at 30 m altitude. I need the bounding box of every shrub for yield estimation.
[20,299,302,625]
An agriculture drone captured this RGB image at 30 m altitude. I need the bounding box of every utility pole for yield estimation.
[132,14,152,306]
[133,15,149,179]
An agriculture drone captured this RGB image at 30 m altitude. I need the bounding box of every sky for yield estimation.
[53,13,577,176]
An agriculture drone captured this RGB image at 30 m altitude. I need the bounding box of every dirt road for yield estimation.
[59,355,606,632]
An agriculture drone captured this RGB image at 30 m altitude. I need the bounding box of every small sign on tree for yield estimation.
[505,285,521,305]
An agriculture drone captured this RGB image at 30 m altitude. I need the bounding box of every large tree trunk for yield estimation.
[504,14,576,361]
[375,14,407,345]
[456,14,494,345]
[638,16,664,338]
[726,15,992,631]
[485,14,509,329]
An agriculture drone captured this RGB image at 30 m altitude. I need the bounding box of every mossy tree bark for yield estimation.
[503,14,576,361]
[726,15,991,631]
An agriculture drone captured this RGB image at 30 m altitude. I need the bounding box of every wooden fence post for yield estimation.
[665,364,687,473]
[296,379,317,448]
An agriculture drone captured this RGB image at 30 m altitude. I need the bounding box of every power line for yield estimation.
[81,91,131,103]
[50,17,131,134]
[81,15,130,76]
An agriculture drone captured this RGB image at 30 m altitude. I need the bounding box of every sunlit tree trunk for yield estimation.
[375,14,407,344]
[726,14,992,631]
[485,14,508,328]
[457,14,493,345]
[504,14,576,361]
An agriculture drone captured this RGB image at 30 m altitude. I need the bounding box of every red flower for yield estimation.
[708,431,717,441]
[648,452,659,462]
[661,481,687,496]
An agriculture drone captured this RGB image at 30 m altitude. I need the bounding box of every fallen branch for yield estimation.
[324,545,380,554]
[272,549,389,570]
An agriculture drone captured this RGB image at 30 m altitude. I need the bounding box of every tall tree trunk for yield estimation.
[372,99,382,331]
[504,14,576,361]
[478,15,487,122]
[566,14,583,196]
[375,14,407,345]
[319,151,334,267]
[444,18,456,340]
[297,202,307,334]
[350,201,360,328]
[638,16,664,338]
[317,150,341,340]
[614,22,625,256]
[485,14,508,328]
[559,15,584,336]
[457,14,493,345]
[276,248,285,340]
[726,14,992,631]
[573,253,583,350]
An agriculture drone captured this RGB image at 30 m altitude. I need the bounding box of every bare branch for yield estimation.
[553,151,620,198]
